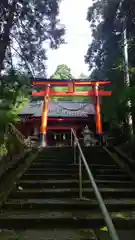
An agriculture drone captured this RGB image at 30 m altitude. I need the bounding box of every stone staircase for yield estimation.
[0,147,135,239]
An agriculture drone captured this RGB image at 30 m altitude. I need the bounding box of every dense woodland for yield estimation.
[85,0,135,151]
[0,0,135,156]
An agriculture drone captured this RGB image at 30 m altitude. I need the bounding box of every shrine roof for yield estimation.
[19,101,95,118]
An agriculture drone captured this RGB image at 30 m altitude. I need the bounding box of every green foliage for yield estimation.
[51,64,73,101]
[51,64,73,80]
[0,129,25,158]
[0,143,7,157]
[0,70,30,150]
[0,0,65,75]
[51,65,91,102]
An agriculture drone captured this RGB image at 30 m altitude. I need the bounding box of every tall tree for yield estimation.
[51,66,91,102]
[85,0,135,137]
[0,0,65,76]
[77,73,92,102]
[51,64,73,101]
[51,64,73,79]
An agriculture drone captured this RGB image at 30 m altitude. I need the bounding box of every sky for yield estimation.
[46,0,93,78]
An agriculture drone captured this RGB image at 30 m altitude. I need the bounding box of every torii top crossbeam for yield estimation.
[32,78,111,86]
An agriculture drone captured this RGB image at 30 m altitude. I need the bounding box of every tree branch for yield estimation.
[11,45,35,77]
[10,33,35,77]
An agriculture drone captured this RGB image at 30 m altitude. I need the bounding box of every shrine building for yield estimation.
[18,100,96,145]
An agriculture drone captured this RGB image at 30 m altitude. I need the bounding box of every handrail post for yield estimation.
[71,129,73,147]
[74,140,76,164]
[71,128,76,165]
[79,155,83,199]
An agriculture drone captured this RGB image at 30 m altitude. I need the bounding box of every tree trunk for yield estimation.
[0,0,17,73]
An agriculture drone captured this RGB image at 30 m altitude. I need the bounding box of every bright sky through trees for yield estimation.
[46,0,92,78]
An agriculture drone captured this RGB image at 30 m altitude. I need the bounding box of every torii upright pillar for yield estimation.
[41,84,50,147]
[95,82,102,134]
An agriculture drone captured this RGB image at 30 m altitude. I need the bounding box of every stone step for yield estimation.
[21,173,130,181]
[31,163,119,169]
[18,179,134,189]
[0,229,98,240]
[1,229,134,240]
[26,168,124,174]
[4,198,135,211]
[0,209,134,229]
[10,187,135,199]
[26,166,78,174]
[21,173,78,180]
[95,174,130,181]
[95,230,135,240]
[35,157,112,163]
[35,159,73,164]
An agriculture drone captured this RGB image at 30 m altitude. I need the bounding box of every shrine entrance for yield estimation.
[32,79,112,147]
[47,130,71,147]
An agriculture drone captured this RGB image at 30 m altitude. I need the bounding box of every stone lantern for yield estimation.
[82,125,92,147]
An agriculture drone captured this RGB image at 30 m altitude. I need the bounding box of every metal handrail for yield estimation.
[71,128,120,240]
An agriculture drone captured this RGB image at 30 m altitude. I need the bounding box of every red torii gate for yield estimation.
[32,79,112,147]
